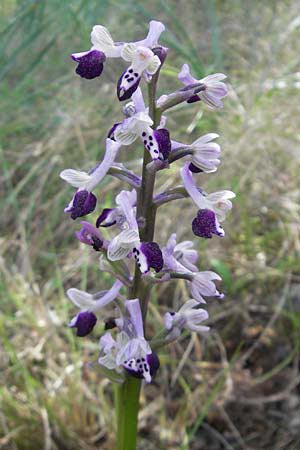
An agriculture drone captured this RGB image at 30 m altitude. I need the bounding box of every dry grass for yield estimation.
[1,1,300,449]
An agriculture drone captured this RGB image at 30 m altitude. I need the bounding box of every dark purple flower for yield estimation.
[69,311,97,337]
[67,190,97,220]
[192,209,224,239]
[178,64,228,109]
[71,50,106,79]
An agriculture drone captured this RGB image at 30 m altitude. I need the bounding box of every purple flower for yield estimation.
[117,46,161,100]
[106,190,163,274]
[117,21,165,100]
[71,50,106,79]
[190,271,224,303]
[172,238,199,272]
[107,190,140,261]
[98,299,159,382]
[60,138,121,219]
[171,133,221,173]
[180,162,235,237]
[162,233,198,273]
[162,234,223,303]
[75,220,108,250]
[164,299,210,339]
[69,311,97,337]
[71,26,124,80]
[113,87,171,160]
[67,280,123,336]
[71,20,165,89]
[66,190,97,220]
[178,64,228,109]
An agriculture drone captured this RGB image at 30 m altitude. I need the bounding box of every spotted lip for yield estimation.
[123,352,160,381]
[117,69,141,101]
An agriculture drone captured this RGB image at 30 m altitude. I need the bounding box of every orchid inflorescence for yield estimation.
[61,20,234,385]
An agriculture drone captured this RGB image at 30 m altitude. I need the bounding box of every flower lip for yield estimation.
[68,190,97,220]
[137,242,164,273]
[71,49,106,79]
[153,128,171,160]
[123,352,160,382]
[117,69,141,101]
[69,311,97,337]
[192,209,225,239]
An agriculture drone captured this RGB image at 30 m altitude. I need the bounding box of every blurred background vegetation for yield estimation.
[1,0,300,449]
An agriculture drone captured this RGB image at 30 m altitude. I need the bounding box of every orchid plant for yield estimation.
[61,20,234,450]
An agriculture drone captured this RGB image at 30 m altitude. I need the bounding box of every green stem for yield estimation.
[116,375,141,450]
[115,72,161,450]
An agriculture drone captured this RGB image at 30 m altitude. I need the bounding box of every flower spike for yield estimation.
[63,19,235,397]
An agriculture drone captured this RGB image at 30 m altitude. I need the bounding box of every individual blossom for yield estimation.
[162,234,223,303]
[98,299,160,382]
[190,271,224,303]
[71,26,121,79]
[67,279,123,337]
[60,139,121,219]
[171,133,221,173]
[162,233,196,273]
[107,190,163,274]
[117,21,165,100]
[164,299,210,339]
[75,220,108,251]
[112,87,171,161]
[71,20,164,83]
[164,234,199,272]
[178,63,228,109]
[96,189,137,229]
[180,162,235,238]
